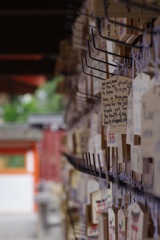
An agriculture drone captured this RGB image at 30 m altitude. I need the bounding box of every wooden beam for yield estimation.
[0,31,64,54]
[0,60,55,75]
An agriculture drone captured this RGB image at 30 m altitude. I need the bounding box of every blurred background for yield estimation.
[0,0,82,239]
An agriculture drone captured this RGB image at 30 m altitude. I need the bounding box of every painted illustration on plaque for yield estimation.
[118,220,126,240]
[108,207,117,240]
[118,208,127,240]
[127,202,148,240]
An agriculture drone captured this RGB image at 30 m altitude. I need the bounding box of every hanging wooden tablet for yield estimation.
[86,204,98,237]
[98,213,109,240]
[111,147,118,173]
[91,189,112,225]
[141,86,160,152]
[141,86,160,184]
[67,132,74,153]
[90,112,99,138]
[69,169,80,189]
[127,92,134,146]
[92,60,102,95]
[117,134,127,164]
[108,206,118,240]
[91,0,105,18]
[117,133,125,172]
[91,0,159,18]
[104,18,119,39]
[124,193,131,208]
[80,128,90,153]
[107,0,159,18]
[133,73,151,136]
[88,136,95,154]
[153,112,160,196]
[118,208,128,240]
[127,202,148,240]
[141,86,160,161]
[101,75,132,129]
[90,190,102,224]
[131,145,142,174]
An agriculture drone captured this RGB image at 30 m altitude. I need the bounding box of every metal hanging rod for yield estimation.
[63,152,160,204]
[97,18,145,49]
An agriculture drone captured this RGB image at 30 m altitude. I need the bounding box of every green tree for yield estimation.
[2,75,64,123]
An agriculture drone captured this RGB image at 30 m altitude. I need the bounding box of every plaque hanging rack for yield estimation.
[63,152,160,205]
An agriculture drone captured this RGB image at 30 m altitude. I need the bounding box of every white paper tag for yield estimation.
[106,125,118,147]
[133,73,151,135]
[141,86,160,158]
[102,75,132,126]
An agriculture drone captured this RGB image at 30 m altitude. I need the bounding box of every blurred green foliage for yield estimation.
[2,75,64,123]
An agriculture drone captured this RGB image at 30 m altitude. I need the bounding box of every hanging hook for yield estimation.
[98,154,103,177]
[91,29,132,60]
[85,152,90,170]
[87,40,118,67]
[88,152,94,172]
[92,153,97,173]
[97,18,143,49]
[102,0,155,36]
